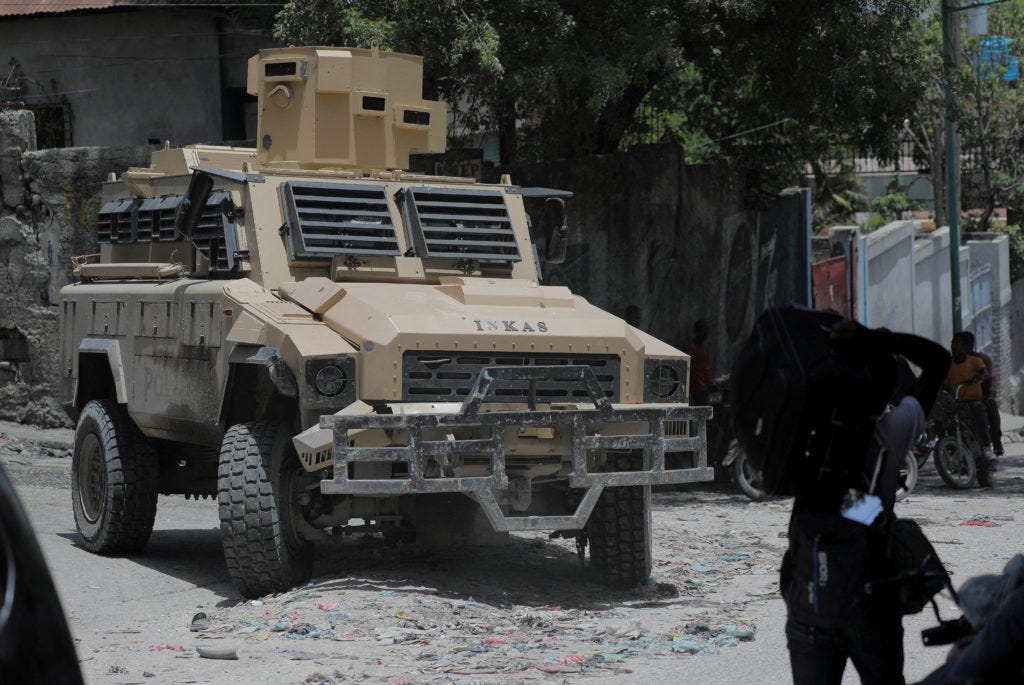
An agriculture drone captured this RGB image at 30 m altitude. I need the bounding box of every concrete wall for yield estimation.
[508,145,812,379]
[864,220,916,330]
[1,9,272,148]
[0,110,153,426]
[846,218,1016,409]
[966,233,1014,406]
[912,228,957,344]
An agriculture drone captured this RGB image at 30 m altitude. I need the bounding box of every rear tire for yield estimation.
[71,399,159,554]
[586,452,652,588]
[218,421,313,598]
[934,436,976,489]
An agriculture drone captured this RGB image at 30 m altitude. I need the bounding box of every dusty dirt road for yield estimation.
[3,416,1024,685]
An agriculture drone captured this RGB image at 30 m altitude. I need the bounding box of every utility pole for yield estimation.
[942,0,963,333]
[942,0,1007,333]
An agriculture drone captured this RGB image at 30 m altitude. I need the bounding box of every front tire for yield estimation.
[895,449,919,501]
[731,446,770,502]
[71,399,159,554]
[218,421,313,598]
[934,436,976,489]
[586,452,652,588]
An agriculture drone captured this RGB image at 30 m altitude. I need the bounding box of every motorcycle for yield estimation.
[927,385,995,489]
[722,438,919,503]
[721,438,770,501]
[703,376,771,500]
[711,375,920,502]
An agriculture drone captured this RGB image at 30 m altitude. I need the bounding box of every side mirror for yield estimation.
[543,197,568,264]
[174,171,214,239]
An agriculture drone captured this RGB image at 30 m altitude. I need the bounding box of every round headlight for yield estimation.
[648,364,680,398]
[314,364,347,397]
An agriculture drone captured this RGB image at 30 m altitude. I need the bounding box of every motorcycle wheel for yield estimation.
[934,436,977,489]
[895,449,918,502]
[730,446,771,502]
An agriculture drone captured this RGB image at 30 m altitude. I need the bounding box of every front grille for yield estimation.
[402,187,521,263]
[402,351,620,402]
[282,181,400,259]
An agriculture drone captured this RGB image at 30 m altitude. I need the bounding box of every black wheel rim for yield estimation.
[279,463,307,554]
[740,457,765,495]
[77,433,106,523]
[940,442,972,483]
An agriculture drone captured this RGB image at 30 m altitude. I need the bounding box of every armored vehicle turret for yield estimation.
[60,46,712,597]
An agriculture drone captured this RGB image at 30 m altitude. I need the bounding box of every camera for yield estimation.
[922,617,972,646]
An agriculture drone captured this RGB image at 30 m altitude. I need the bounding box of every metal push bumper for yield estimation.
[319,365,713,531]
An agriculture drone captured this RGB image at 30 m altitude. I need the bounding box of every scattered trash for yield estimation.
[196,644,239,660]
[5,415,778,685]
[189,612,210,632]
[961,517,999,527]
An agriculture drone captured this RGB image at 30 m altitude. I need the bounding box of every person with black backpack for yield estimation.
[783,321,949,685]
[731,309,950,685]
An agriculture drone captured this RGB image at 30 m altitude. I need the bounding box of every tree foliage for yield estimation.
[273,0,928,185]
[957,2,1024,231]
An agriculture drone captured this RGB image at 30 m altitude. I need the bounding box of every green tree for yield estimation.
[958,3,1024,230]
[273,0,929,180]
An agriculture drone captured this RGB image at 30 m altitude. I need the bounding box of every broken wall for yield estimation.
[0,109,152,426]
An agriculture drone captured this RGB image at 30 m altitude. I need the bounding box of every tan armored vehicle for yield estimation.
[59,46,712,597]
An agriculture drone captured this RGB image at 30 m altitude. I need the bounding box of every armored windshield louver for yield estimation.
[95,191,239,273]
[136,195,184,242]
[191,190,238,272]
[97,198,138,244]
[403,188,520,263]
[282,181,400,259]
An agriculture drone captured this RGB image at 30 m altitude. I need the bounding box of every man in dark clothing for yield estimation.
[964,335,1003,455]
[783,322,950,685]
[685,319,712,406]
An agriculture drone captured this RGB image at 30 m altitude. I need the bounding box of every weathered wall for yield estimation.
[847,218,1017,410]
[508,145,812,379]
[965,233,1014,408]
[0,110,153,426]
[1,9,271,147]
[913,228,955,344]
[864,221,916,330]
[1010,278,1024,410]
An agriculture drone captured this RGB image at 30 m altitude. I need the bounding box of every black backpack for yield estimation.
[730,306,883,497]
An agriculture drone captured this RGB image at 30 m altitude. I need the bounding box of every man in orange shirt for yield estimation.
[946,331,996,463]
